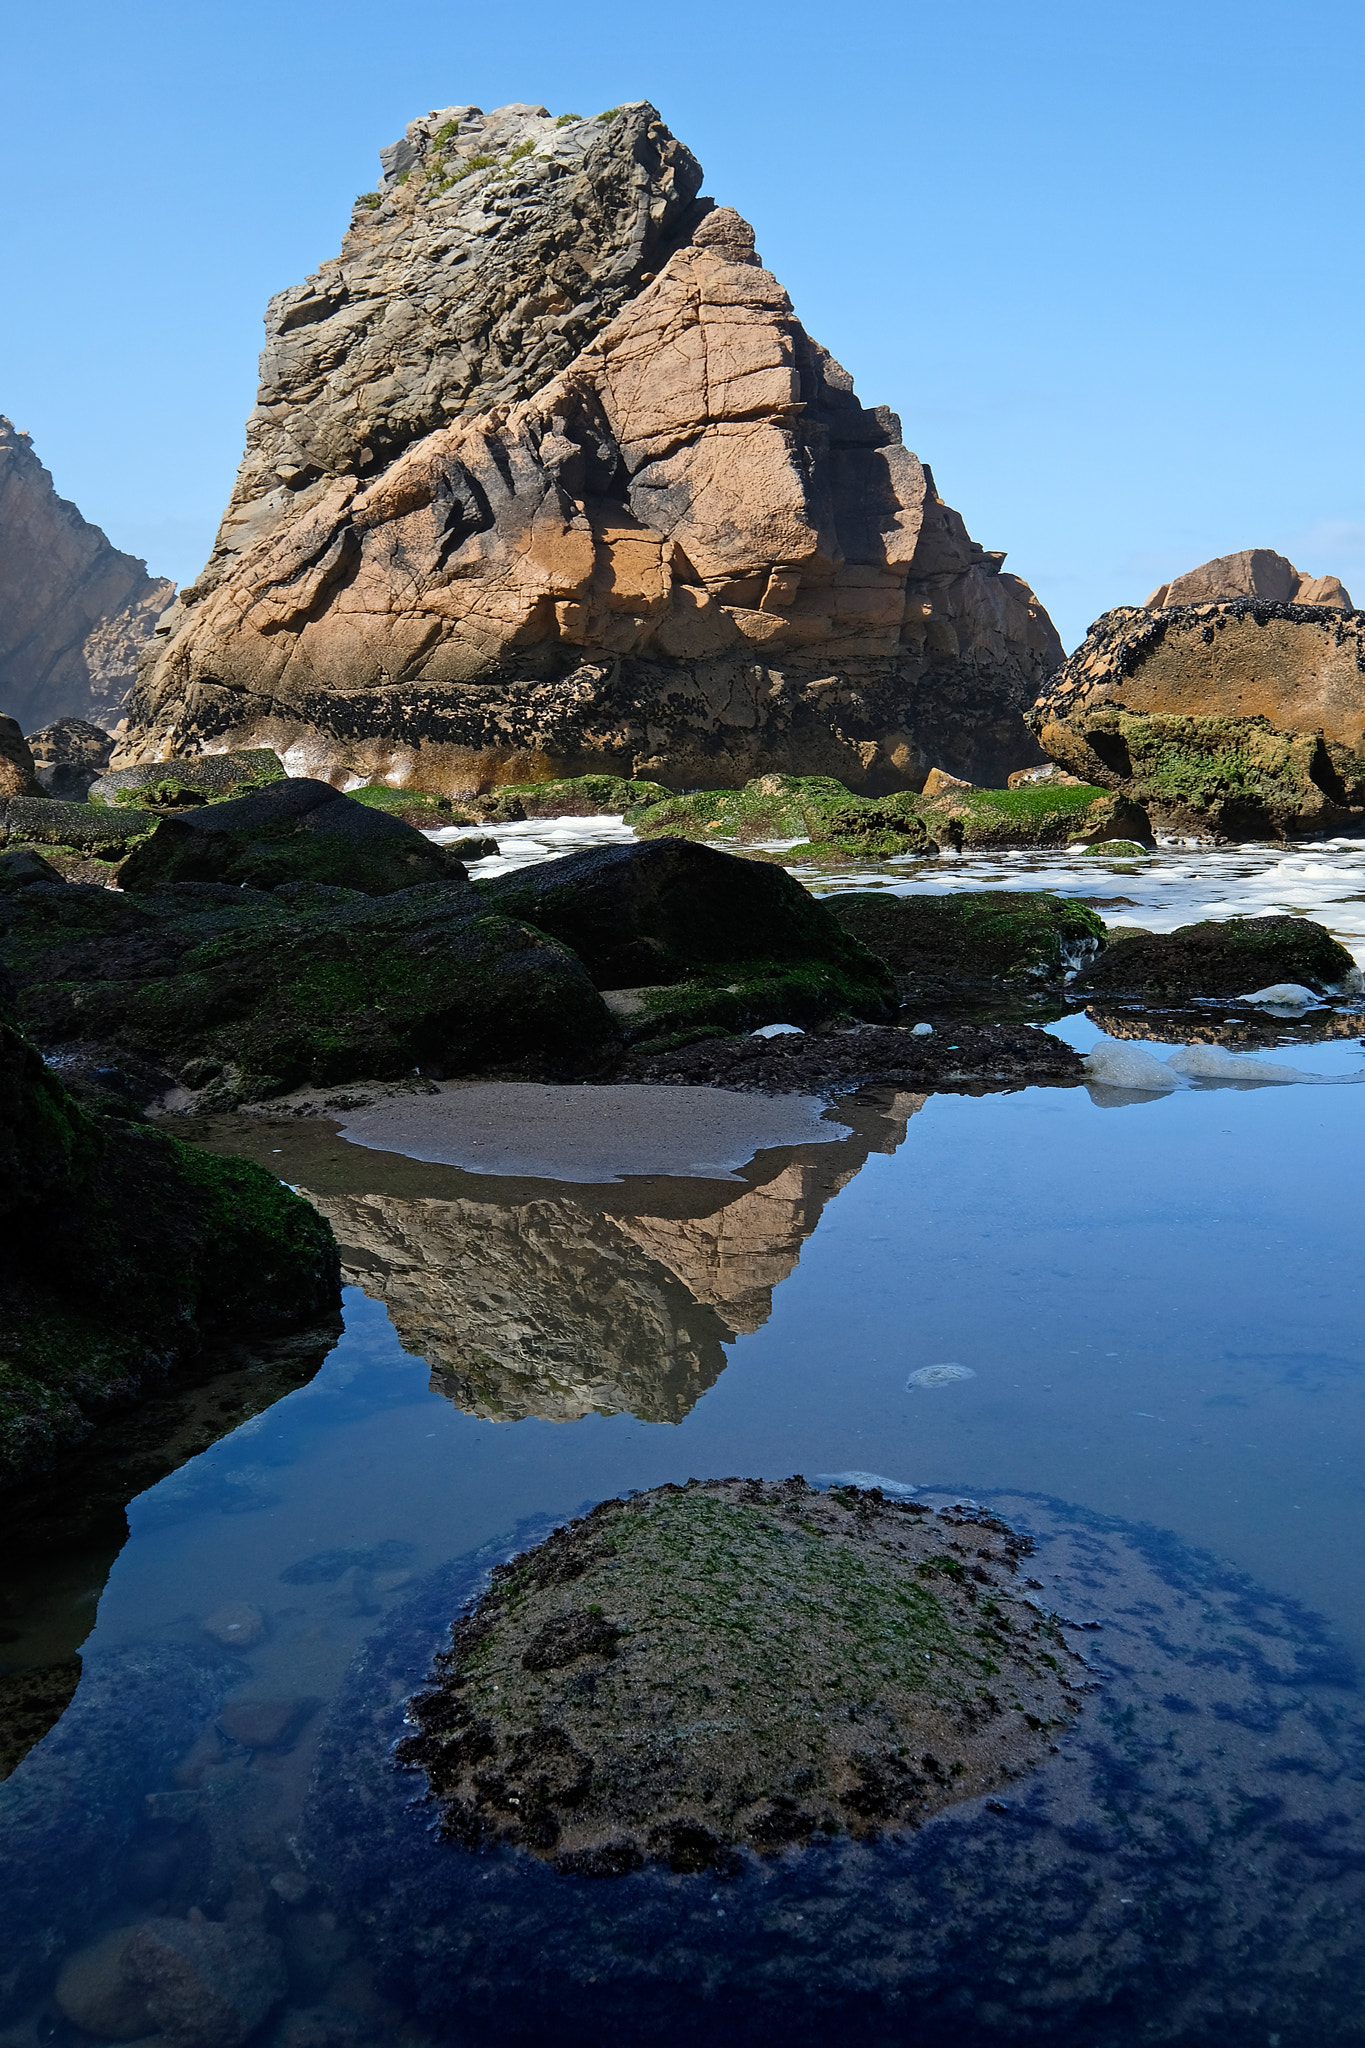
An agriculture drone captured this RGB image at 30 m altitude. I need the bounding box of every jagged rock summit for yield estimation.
[0,419,174,735]
[1145,547,1352,611]
[122,102,1060,794]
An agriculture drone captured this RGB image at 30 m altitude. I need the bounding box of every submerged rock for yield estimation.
[1076,914,1359,1002]
[124,1916,287,2048]
[305,1489,1365,2044]
[396,1480,1084,1871]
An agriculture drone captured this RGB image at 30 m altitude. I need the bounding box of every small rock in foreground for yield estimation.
[397,1477,1088,1873]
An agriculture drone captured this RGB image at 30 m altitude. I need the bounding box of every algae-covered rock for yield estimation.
[0,878,618,1103]
[629,772,1134,858]
[1032,705,1357,839]
[1076,915,1360,1002]
[0,794,158,859]
[397,1478,1085,1873]
[827,890,1106,999]
[479,774,673,822]
[0,1014,340,1486]
[117,778,466,896]
[89,748,286,810]
[478,838,895,1019]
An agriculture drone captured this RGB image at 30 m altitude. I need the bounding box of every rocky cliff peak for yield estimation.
[212,103,704,585]
[0,417,174,735]
[124,102,1061,793]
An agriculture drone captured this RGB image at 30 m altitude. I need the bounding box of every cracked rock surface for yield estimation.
[123,103,1060,794]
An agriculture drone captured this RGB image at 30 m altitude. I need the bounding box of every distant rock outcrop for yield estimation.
[0,419,174,734]
[1030,555,1365,837]
[122,102,1059,794]
[1146,548,1352,611]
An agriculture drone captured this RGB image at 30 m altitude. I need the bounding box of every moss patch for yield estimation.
[90,750,285,811]
[398,1478,1087,1872]
[0,1017,339,1487]
[1076,915,1358,1000]
[827,891,1107,999]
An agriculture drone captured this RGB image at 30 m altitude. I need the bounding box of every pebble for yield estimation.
[201,1602,265,1650]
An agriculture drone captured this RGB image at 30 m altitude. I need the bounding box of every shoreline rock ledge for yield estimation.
[120,101,1060,795]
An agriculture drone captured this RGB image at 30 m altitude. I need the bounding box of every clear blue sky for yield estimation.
[4,0,1362,652]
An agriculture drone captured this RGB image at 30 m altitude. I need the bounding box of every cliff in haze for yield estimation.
[0,419,174,734]
[123,101,1060,792]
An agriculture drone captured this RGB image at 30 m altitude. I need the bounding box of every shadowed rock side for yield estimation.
[302,1094,921,1422]
[0,418,174,734]
[123,104,1059,794]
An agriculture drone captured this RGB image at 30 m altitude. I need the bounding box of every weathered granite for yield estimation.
[1029,595,1365,836]
[0,418,173,733]
[122,105,1059,794]
[24,718,114,800]
[1145,547,1353,610]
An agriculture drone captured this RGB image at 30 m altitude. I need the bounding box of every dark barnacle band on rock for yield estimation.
[395,1478,1089,1875]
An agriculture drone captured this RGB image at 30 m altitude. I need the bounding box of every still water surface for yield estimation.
[2,843,1364,2046]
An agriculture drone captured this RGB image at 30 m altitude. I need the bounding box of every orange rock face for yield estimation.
[122,105,1061,794]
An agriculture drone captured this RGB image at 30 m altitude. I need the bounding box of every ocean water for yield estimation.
[2,837,1364,2046]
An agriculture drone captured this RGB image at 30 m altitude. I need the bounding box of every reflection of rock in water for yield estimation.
[305,1491,1365,2047]
[1087,1003,1365,1050]
[304,1094,923,1423]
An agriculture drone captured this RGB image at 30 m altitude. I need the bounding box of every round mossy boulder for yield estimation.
[397,1478,1088,1874]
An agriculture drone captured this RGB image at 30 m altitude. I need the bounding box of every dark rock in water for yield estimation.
[55,1921,156,2037]
[0,873,617,1103]
[1075,915,1360,1002]
[0,1643,238,2018]
[304,1491,1365,2046]
[0,1011,340,1486]
[217,1696,321,1754]
[117,778,466,897]
[479,837,896,1037]
[124,1914,287,2048]
[827,889,1106,998]
[396,1480,1083,1868]
[617,1019,1084,1096]
[89,746,285,810]
[26,716,116,801]
[0,1660,82,1783]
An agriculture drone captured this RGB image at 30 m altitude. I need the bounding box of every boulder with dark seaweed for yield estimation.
[116,777,467,896]
[0,877,618,1105]
[88,746,286,811]
[477,837,896,1040]
[827,890,1106,999]
[0,1011,340,1486]
[396,1478,1085,1872]
[1075,914,1360,1003]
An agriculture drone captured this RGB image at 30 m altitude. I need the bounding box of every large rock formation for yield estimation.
[1146,547,1352,610]
[122,102,1060,794]
[0,418,174,734]
[1030,556,1365,836]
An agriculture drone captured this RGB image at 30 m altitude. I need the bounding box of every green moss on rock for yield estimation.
[88,750,286,811]
[1076,915,1360,1001]
[398,1478,1087,1873]
[478,775,673,823]
[0,1017,339,1486]
[827,891,1107,998]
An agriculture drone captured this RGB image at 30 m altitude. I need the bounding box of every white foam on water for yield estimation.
[428,813,637,878]
[813,1471,920,1497]
[1166,1044,1365,1086]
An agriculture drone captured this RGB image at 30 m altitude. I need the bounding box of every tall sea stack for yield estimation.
[122,102,1061,794]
